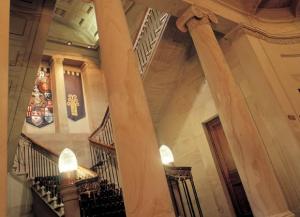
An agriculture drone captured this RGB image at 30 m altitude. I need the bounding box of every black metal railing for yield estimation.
[165,166,204,217]
[134,8,169,77]
[76,177,125,217]
[89,141,120,189]
[31,175,64,216]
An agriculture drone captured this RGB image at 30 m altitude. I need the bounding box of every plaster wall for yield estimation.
[155,55,235,217]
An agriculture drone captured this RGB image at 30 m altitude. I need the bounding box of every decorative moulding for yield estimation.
[184,0,300,23]
[224,24,300,44]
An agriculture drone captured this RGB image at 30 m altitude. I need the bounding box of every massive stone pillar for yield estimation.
[51,56,69,133]
[8,0,55,169]
[176,6,294,217]
[0,0,9,215]
[91,0,175,217]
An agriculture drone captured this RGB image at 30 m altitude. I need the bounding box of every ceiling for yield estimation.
[225,0,300,14]
[48,0,134,49]
[258,0,292,8]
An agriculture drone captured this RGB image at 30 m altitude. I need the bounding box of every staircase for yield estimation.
[13,134,125,217]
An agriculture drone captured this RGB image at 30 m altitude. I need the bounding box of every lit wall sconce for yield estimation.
[59,148,78,173]
[58,148,80,217]
[159,145,175,165]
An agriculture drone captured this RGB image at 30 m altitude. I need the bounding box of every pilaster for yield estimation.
[0,0,9,216]
[50,56,69,134]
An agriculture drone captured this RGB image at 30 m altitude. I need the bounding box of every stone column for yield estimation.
[51,56,69,133]
[176,6,294,217]
[0,0,9,216]
[60,172,81,217]
[91,0,175,217]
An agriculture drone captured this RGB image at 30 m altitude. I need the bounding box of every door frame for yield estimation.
[203,116,249,217]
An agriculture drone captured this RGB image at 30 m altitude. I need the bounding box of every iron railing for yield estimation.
[134,8,169,77]
[165,166,204,217]
[89,141,120,189]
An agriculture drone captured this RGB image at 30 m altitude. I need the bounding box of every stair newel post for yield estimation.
[58,148,81,217]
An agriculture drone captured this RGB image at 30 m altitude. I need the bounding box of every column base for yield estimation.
[269,211,295,217]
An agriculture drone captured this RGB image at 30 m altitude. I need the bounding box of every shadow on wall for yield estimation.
[8,173,33,217]
[156,53,206,147]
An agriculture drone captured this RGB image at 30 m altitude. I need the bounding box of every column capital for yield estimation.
[176,5,218,33]
[80,62,88,71]
[50,55,64,66]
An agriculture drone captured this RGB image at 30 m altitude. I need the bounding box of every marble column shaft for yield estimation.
[92,0,175,216]
[0,0,9,216]
[176,7,294,217]
[51,56,69,133]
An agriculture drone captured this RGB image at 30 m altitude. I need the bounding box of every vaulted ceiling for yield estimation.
[47,0,300,50]
[48,0,135,49]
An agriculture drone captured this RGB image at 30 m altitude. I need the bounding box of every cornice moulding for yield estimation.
[184,0,300,24]
[224,24,300,44]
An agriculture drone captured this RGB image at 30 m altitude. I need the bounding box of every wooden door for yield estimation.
[206,117,253,217]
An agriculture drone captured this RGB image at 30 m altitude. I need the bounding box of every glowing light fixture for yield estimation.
[66,41,72,46]
[58,148,78,173]
[159,145,174,165]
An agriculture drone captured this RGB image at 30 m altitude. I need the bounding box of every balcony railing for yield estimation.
[165,166,204,217]
[134,8,169,77]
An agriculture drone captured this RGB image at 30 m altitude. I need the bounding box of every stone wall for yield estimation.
[155,54,235,217]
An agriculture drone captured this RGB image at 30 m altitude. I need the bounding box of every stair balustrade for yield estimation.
[165,166,204,217]
[76,177,125,217]
[134,8,169,77]
[89,141,120,189]
[13,134,125,217]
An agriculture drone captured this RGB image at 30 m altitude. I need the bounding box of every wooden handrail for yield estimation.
[21,133,58,159]
[20,133,97,178]
[89,107,110,139]
[89,139,116,152]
